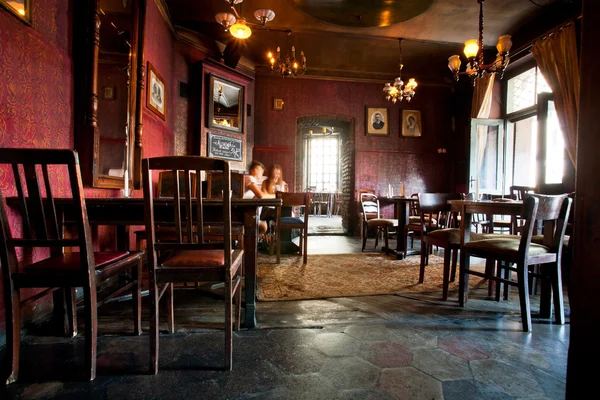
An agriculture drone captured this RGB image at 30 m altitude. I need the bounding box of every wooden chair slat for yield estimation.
[11,164,32,239]
[42,165,60,239]
[172,169,183,243]
[23,164,49,240]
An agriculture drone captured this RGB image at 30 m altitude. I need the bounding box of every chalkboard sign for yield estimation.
[207,132,243,161]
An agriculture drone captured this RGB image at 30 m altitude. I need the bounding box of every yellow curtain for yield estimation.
[531,23,579,167]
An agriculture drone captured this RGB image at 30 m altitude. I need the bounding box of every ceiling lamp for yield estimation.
[448,0,512,83]
[267,32,307,78]
[383,39,417,103]
[215,0,275,39]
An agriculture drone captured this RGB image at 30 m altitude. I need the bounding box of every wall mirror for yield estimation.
[74,0,146,189]
[0,0,31,24]
[208,75,244,134]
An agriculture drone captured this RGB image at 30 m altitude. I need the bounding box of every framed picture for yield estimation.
[103,85,115,100]
[208,74,244,133]
[365,107,389,136]
[147,62,166,120]
[401,109,422,137]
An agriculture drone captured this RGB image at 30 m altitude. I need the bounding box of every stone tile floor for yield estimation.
[0,237,570,399]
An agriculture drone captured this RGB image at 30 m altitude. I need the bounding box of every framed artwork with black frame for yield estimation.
[147,62,166,120]
[365,106,389,136]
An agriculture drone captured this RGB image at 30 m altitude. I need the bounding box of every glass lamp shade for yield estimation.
[215,12,236,30]
[230,18,252,39]
[448,55,461,72]
[463,39,479,59]
[406,78,417,90]
[393,77,404,88]
[254,8,275,25]
[496,35,513,54]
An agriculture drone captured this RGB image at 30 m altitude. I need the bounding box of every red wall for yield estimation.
[254,75,455,217]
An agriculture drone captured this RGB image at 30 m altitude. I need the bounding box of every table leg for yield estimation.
[392,201,411,260]
[243,208,258,328]
[459,211,472,307]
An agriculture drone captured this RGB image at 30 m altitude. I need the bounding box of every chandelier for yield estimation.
[448,0,512,83]
[267,31,307,78]
[383,39,417,103]
[215,0,275,39]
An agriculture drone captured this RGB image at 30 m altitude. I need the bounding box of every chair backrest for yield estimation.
[418,193,462,230]
[276,191,312,226]
[143,156,233,270]
[518,194,572,259]
[207,171,244,199]
[158,170,198,198]
[0,149,95,277]
[356,188,376,204]
[409,193,420,216]
[510,185,536,200]
[360,192,380,222]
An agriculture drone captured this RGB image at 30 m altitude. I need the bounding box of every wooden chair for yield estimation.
[273,191,311,264]
[418,193,462,300]
[311,191,330,216]
[207,171,245,199]
[356,188,379,240]
[0,149,143,383]
[459,194,572,332]
[143,156,243,372]
[360,193,398,252]
[405,194,437,257]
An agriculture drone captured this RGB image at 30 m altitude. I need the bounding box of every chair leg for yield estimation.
[404,229,409,258]
[495,261,503,302]
[442,247,452,301]
[234,275,242,331]
[550,262,565,325]
[225,277,233,371]
[166,283,175,334]
[384,228,389,254]
[503,265,511,300]
[362,224,367,252]
[485,259,495,297]
[65,287,77,337]
[303,230,308,264]
[149,276,160,375]
[276,223,282,264]
[419,242,427,284]
[516,263,532,332]
[459,254,471,307]
[450,249,458,282]
[83,283,98,381]
[133,259,142,335]
[374,227,379,248]
[4,284,21,384]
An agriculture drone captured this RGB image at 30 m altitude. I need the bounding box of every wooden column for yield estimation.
[133,0,147,189]
[566,0,600,397]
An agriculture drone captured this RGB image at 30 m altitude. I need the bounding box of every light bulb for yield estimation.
[463,39,479,59]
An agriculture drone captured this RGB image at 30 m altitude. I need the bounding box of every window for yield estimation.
[305,136,339,192]
[506,67,551,114]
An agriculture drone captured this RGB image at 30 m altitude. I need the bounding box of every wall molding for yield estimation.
[153,0,175,35]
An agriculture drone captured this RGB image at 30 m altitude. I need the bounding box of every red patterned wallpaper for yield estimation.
[254,75,456,201]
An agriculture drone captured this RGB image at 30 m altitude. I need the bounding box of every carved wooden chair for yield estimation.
[0,149,143,383]
[143,156,243,372]
[356,188,379,240]
[272,191,311,264]
[459,194,572,332]
[360,193,398,252]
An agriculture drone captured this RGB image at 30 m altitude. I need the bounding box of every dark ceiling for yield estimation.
[165,0,580,82]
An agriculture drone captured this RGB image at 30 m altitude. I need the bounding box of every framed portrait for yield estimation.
[365,107,389,136]
[273,98,284,110]
[401,109,422,137]
[103,85,115,100]
[147,62,166,120]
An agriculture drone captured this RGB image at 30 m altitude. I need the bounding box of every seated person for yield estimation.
[260,164,287,225]
[243,160,274,234]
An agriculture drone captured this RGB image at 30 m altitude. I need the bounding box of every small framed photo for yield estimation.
[147,62,166,120]
[401,109,422,137]
[273,98,284,110]
[103,85,115,100]
[365,107,389,136]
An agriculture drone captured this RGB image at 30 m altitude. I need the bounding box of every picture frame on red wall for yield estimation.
[0,0,31,25]
[365,106,389,136]
[147,62,166,120]
[103,85,115,100]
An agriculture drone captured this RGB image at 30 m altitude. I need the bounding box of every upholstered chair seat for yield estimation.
[367,218,398,228]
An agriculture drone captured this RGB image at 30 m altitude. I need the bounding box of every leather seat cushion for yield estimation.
[464,239,551,258]
[280,217,304,225]
[532,234,570,248]
[408,216,437,225]
[367,218,398,227]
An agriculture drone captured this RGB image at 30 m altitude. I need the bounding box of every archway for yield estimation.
[296,115,355,234]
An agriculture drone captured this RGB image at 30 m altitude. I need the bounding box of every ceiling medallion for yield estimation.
[447,0,512,84]
[267,32,307,78]
[215,0,275,39]
[383,39,417,103]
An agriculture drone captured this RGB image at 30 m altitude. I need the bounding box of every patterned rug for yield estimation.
[257,253,486,301]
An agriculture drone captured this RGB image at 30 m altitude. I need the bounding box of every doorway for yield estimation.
[296,115,355,235]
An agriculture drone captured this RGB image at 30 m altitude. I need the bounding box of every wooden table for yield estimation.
[33,197,282,329]
[448,200,524,306]
[378,197,419,259]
